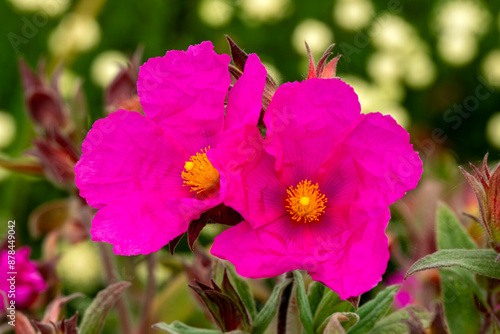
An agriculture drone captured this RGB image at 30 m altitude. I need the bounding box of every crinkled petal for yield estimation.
[263,78,361,179]
[91,191,218,255]
[311,205,390,299]
[137,41,231,152]
[319,112,422,206]
[75,110,191,209]
[264,78,360,141]
[224,54,267,130]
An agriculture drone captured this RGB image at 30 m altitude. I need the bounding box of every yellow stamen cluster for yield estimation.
[182,148,220,193]
[286,180,327,223]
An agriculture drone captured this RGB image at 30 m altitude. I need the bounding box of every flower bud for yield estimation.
[305,42,340,79]
[104,47,143,115]
[460,153,500,253]
[18,59,69,132]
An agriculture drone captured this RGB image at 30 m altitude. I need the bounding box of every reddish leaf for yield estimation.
[187,219,207,251]
[226,36,249,72]
[305,42,316,80]
[14,312,37,334]
[168,233,184,255]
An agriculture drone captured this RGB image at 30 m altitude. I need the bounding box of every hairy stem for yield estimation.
[138,253,157,334]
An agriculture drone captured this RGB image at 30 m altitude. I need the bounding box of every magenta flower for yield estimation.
[210,78,422,299]
[75,42,267,255]
[0,247,47,309]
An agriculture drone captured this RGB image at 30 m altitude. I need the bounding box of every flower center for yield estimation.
[286,180,327,223]
[182,148,220,193]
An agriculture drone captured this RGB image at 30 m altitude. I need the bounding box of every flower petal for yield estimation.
[263,78,361,140]
[137,41,231,152]
[311,205,390,299]
[224,53,267,130]
[319,112,422,206]
[263,78,362,184]
[75,110,191,209]
[91,192,215,255]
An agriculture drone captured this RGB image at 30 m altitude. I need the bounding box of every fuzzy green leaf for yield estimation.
[79,282,130,334]
[370,305,432,334]
[405,249,500,279]
[308,282,326,316]
[435,204,481,334]
[251,278,293,334]
[293,271,314,334]
[436,204,476,250]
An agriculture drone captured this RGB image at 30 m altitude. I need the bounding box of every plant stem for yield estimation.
[98,243,133,334]
[138,253,157,334]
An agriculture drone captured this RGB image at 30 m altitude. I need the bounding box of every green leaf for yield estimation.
[79,282,131,334]
[226,264,257,320]
[152,321,221,334]
[308,282,325,315]
[370,305,432,334]
[313,289,355,332]
[251,278,293,334]
[439,268,481,334]
[435,204,481,334]
[405,249,500,279]
[293,271,314,334]
[348,285,400,334]
[436,204,476,250]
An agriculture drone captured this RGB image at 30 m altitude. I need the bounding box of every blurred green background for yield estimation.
[0,0,499,323]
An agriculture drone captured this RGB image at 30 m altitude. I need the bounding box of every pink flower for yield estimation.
[0,247,47,309]
[75,42,267,255]
[210,78,422,299]
[387,272,421,309]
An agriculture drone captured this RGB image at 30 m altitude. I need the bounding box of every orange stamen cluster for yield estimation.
[286,180,327,223]
[182,148,220,193]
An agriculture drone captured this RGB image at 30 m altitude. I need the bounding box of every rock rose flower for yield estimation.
[210,78,422,299]
[75,41,266,255]
[0,247,47,309]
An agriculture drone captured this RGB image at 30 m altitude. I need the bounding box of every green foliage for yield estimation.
[308,281,326,316]
[79,282,130,334]
[370,306,432,334]
[436,204,477,250]
[293,271,315,334]
[435,204,482,334]
[251,277,293,334]
[406,249,500,279]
